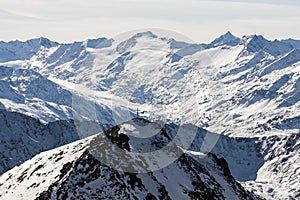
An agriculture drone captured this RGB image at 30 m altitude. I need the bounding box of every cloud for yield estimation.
[0,0,299,42]
[211,0,300,6]
[1,0,298,21]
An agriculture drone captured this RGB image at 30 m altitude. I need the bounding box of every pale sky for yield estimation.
[0,0,299,43]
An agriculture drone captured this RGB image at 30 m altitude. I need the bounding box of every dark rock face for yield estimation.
[104,125,131,151]
[31,120,259,200]
[0,109,79,175]
[0,109,111,175]
[36,151,258,200]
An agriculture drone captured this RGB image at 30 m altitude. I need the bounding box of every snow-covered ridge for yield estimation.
[0,65,138,125]
[0,119,259,200]
[0,31,299,199]
[0,37,58,63]
[0,109,79,175]
[0,109,298,199]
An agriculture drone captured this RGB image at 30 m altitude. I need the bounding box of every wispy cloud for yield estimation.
[0,8,47,21]
[0,0,299,43]
[210,0,300,6]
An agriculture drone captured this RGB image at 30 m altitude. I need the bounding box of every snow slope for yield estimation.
[0,65,136,125]
[0,32,299,137]
[0,119,258,200]
[0,109,79,175]
[0,31,299,199]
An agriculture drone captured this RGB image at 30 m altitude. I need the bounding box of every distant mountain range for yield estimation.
[0,31,299,199]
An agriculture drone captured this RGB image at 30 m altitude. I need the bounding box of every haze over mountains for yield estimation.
[0,31,299,199]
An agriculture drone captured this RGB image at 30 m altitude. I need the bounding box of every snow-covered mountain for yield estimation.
[0,110,298,199]
[0,109,79,175]
[0,65,136,125]
[0,119,259,200]
[0,38,58,63]
[1,31,299,136]
[0,31,299,199]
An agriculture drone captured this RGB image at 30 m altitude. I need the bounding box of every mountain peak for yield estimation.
[242,34,270,53]
[85,37,113,48]
[242,34,269,43]
[251,34,268,42]
[224,31,234,37]
[209,31,240,47]
[134,31,158,39]
[0,118,258,200]
[38,37,58,48]
[115,31,158,53]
